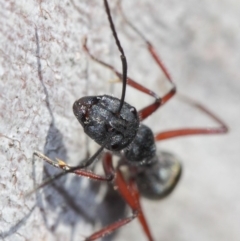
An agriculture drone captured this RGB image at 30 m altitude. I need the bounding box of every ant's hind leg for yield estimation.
[154,95,228,141]
[84,152,155,241]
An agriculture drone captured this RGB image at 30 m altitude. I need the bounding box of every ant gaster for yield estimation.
[32,0,228,240]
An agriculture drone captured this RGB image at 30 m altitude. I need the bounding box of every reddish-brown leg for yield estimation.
[28,151,115,196]
[155,95,228,141]
[117,2,177,119]
[85,152,154,241]
[83,38,175,121]
[33,151,114,181]
[117,0,173,83]
[83,39,158,100]
[127,177,155,241]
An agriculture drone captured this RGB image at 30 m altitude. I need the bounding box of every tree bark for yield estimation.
[1,1,239,241]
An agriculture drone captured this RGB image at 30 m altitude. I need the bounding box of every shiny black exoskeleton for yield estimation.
[123,124,182,199]
[135,149,182,200]
[73,95,139,151]
[73,95,181,199]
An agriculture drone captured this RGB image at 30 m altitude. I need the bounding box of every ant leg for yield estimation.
[127,177,155,241]
[155,95,228,141]
[33,151,113,181]
[117,1,177,119]
[27,151,114,195]
[117,0,173,83]
[83,39,175,121]
[117,3,228,139]
[85,152,154,241]
[83,38,158,99]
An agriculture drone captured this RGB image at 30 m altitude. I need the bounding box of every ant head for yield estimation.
[73,95,139,151]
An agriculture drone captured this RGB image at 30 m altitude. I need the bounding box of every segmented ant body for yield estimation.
[32,0,228,240]
[73,94,181,201]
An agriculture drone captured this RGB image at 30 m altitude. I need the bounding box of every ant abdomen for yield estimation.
[135,151,182,200]
[73,95,139,151]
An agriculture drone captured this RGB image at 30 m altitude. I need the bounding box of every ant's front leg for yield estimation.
[117,1,177,118]
[27,150,114,196]
[33,151,113,181]
[83,38,175,121]
[117,0,173,84]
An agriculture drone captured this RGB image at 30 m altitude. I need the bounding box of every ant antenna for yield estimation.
[103,0,127,113]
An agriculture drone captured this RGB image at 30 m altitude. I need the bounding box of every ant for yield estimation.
[31,0,228,240]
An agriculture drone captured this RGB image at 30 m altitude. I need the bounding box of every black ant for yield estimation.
[31,0,228,240]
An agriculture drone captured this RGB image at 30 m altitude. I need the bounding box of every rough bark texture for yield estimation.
[1,1,239,241]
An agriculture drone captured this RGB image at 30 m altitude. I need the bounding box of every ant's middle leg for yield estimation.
[154,95,228,141]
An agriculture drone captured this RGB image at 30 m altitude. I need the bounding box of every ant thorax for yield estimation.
[123,124,157,166]
[73,95,139,152]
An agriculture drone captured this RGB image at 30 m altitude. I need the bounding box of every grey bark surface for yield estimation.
[1,1,239,241]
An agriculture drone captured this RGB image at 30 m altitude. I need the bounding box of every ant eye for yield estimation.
[130,107,137,115]
[80,115,86,123]
[106,124,114,132]
[111,143,119,150]
[91,96,100,105]
[108,127,114,132]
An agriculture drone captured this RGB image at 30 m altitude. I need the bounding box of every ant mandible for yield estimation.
[31,0,228,240]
